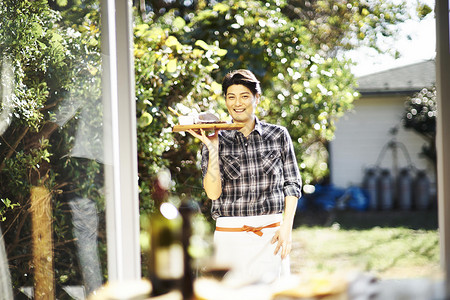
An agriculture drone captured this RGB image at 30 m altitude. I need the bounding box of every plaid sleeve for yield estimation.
[282,128,302,198]
[201,144,209,178]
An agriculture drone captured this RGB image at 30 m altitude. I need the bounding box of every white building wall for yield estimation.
[330,95,435,188]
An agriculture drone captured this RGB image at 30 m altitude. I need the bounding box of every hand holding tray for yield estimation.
[172,123,245,132]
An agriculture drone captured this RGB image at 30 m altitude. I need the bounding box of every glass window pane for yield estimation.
[0,1,107,298]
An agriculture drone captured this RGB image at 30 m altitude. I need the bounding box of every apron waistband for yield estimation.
[215,222,281,237]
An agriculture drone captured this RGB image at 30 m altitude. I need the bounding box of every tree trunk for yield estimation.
[30,186,55,300]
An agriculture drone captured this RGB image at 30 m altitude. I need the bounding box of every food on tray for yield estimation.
[178,115,195,125]
[175,109,225,125]
[170,107,239,131]
[196,112,226,124]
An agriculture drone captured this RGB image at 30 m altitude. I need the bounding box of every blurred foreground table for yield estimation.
[86,273,446,300]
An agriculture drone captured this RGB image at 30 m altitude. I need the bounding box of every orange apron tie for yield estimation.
[215,222,281,237]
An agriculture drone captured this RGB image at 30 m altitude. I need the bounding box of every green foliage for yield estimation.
[279,0,412,55]
[403,87,437,165]
[2,138,51,190]
[177,0,358,183]
[416,2,433,20]
[1,1,62,131]
[134,11,228,212]
[135,0,421,57]
[0,0,103,209]
[0,198,19,221]
[134,0,425,184]
[0,0,105,291]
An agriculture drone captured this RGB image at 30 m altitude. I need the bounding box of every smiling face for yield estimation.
[225,84,260,126]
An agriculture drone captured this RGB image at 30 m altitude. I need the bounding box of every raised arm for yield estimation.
[187,129,222,200]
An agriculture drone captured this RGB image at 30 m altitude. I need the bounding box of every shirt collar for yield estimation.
[221,117,263,144]
[253,117,263,136]
[236,116,263,140]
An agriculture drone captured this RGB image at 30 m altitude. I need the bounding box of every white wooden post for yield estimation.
[435,0,450,296]
[101,0,141,281]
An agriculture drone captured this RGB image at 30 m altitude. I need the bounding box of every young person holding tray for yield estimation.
[187,69,302,283]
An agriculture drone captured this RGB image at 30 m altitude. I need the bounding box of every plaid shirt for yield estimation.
[202,118,302,220]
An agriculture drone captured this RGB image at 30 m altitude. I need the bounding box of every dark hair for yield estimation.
[222,69,262,96]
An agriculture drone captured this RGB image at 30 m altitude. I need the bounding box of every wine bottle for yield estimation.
[142,170,184,296]
[179,199,197,300]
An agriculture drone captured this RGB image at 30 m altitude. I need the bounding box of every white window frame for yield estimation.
[101,0,141,281]
[436,0,450,296]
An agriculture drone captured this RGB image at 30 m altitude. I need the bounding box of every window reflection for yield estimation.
[0,1,106,298]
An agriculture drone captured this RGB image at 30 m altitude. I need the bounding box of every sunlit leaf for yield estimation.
[172,17,186,29]
[211,82,222,95]
[167,58,177,73]
[135,48,146,58]
[217,49,228,56]
[213,3,229,13]
[148,27,165,41]
[195,40,210,51]
[57,0,68,6]
[193,48,204,57]
[138,112,153,127]
[165,36,180,47]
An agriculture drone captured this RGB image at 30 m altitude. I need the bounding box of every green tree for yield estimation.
[133,12,228,213]
[0,0,105,294]
[133,0,431,185]
[176,0,356,184]
[280,0,409,56]
[134,0,431,57]
[403,86,437,165]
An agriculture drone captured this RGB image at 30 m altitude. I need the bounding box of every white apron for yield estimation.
[213,214,290,284]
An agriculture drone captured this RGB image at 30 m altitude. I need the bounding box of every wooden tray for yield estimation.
[172,123,245,132]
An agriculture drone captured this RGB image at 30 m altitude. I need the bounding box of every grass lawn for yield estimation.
[290,210,442,280]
